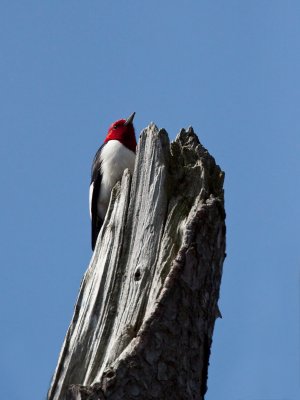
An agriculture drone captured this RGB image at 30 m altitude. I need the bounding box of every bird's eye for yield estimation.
[113,125,118,129]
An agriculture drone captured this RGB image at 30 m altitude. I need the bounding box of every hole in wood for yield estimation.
[134,267,141,281]
[104,370,115,379]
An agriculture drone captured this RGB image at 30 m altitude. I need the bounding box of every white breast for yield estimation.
[98,140,135,219]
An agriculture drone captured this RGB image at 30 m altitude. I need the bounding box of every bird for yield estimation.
[89,112,137,250]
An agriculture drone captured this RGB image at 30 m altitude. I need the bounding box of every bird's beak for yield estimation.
[124,112,135,126]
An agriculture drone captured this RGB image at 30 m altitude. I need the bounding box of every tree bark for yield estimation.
[47,124,226,400]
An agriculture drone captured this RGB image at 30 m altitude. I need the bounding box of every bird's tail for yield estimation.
[91,216,103,251]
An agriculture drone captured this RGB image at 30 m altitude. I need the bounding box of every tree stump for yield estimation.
[47,124,226,400]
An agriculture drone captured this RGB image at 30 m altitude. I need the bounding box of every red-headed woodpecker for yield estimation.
[90,112,137,250]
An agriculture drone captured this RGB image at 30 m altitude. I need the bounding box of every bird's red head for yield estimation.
[104,112,137,153]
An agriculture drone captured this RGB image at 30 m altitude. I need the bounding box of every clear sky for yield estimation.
[1,1,299,399]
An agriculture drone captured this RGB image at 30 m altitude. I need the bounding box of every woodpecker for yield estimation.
[90,112,137,250]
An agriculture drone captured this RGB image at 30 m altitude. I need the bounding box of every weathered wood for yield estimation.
[48,124,226,400]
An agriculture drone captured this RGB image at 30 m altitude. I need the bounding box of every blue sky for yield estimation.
[0,1,299,399]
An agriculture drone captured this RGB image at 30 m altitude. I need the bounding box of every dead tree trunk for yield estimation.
[47,124,226,400]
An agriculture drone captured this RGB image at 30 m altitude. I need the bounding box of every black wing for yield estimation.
[91,145,104,250]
